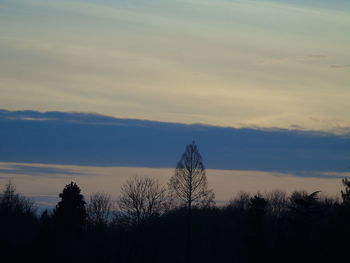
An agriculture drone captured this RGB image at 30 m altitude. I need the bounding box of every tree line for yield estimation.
[0,141,350,263]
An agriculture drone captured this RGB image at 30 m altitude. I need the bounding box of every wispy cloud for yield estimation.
[330,64,350,69]
[289,171,350,179]
[0,0,349,131]
[308,55,328,59]
[255,57,290,65]
[0,164,85,177]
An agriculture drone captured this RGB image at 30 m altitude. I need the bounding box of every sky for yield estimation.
[1,110,349,206]
[1,110,350,172]
[0,162,345,208]
[1,0,350,132]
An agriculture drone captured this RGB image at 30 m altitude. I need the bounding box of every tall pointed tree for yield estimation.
[168,141,214,262]
[169,141,215,210]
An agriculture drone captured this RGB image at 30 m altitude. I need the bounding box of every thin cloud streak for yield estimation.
[0,164,85,177]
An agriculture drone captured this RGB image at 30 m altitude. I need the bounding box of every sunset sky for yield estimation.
[1,0,350,207]
[1,0,350,132]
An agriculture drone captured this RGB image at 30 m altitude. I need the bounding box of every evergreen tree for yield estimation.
[53,182,87,233]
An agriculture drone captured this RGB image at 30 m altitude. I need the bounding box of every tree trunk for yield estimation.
[186,202,192,263]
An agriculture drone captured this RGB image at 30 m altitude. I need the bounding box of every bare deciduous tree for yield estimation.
[168,141,214,263]
[0,180,35,215]
[168,141,215,210]
[118,176,167,226]
[264,190,288,217]
[228,191,251,210]
[87,192,114,226]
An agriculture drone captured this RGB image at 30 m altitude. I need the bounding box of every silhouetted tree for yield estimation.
[87,192,113,226]
[0,180,35,215]
[228,191,250,210]
[289,190,320,218]
[168,141,215,262]
[0,181,37,262]
[1,180,350,263]
[245,194,268,262]
[118,176,167,226]
[249,194,268,216]
[341,178,350,206]
[264,190,287,217]
[168,141,215,209]
[53,181,87,234]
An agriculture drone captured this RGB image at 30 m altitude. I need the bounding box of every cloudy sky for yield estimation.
[1,0,350,132]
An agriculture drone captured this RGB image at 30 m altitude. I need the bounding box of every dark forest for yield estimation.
[1,142,349,263]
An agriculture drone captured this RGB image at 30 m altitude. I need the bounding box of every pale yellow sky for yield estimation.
[0,162,346,206]
[1,0,349,132]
